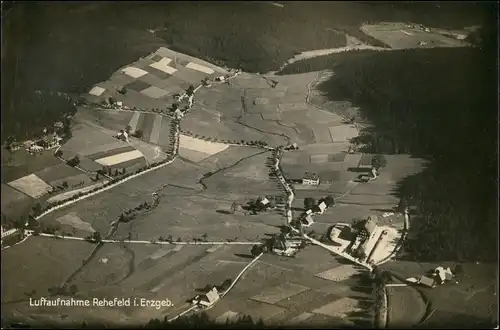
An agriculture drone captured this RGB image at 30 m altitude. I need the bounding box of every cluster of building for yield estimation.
[300,200,329,227]
[7,122,65,154]
[270,232,304,257]
[328,215,382,263]
[407,266,456,288]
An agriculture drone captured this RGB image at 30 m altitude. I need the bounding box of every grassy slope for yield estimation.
[278,30,498,263]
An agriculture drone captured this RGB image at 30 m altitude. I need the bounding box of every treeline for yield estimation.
[278,29,497,261]
[1,91,76,143]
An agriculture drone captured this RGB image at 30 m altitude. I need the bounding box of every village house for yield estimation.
[116,130,129,142]
[313,201,328,215]
[419,275,436,288]
[302,172,320,185]
[301,214,314,228]
[259,197,270,208]
[193,287,220,308]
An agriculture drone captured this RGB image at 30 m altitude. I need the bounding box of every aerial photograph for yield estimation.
[1,1,498,328]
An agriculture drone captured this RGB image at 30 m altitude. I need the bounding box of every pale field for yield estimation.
[315,264,361,282]
[8,174,52,199]
[149,114,163,144]
[140,85,169,98]
[178,147,212,162]
[185,61,215,74]
[179,134,229,155]
[89,85,106,96]
[149,61,178,75]
[95,149,144,166]
[55,211,95,233]
[122,66,148,78]
[153,47,229,75]
[312,297,362,318]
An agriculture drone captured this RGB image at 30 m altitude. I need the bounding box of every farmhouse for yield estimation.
[259,197,270,208]
[301,214,315,228]
[313,201,328,215]
[198,287,220,307]
[8,141,22,151]
[116,131,129,142]
[419,276,436,288]
[302,172,319,185]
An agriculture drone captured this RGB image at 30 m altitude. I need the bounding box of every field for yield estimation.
[360,23,468,49]
[386,285,427,328]
[205,246,374,327]
[1,149,61,183]
[7,174,53,199]
[1,183,34,218]
[1,236,95,303]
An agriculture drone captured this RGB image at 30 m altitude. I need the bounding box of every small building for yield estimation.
[302,172,319,185]
[301,214,314,228]
[259,197,270,207]
[285,143,299,151]
[305,209,313,215]
[8,142,22,151]
[314,201,328,215]
[216,76,226,82]
[198,287,220,307]
[116,101,123,107]
[419,276,436,288]
[434,266,454,284]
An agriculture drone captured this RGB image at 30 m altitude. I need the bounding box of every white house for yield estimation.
[216,76,226,82]
[301,214,315,228]
[198,287,220,307]
[259,197,270,207]
[315,201,328,215]
[302,172,319,185]
[116,131,129,142]
[305,209,313,215]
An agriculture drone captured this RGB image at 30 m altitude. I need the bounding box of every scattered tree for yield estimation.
[67,156,80,167]
[304,197,316,210]
[324,195,335,207]
[55,150,63,158]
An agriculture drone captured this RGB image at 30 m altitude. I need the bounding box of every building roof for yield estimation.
[54,121,64,128]
[302,215,314,226]
[203,287,220,303]
[419,276,435,287]
[318,201,327,212]
[260,197,269,205]
[363,216,377,234]
[303,172,319,181]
